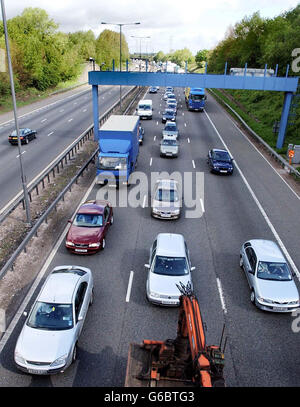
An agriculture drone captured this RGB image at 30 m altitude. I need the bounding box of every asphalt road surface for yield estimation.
[0,87,300,387]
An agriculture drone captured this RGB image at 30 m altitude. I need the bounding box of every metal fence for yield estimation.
[209,88,300,179]
[0,85,146,280]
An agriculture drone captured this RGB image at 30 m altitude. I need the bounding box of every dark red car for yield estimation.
[65,200,113,254]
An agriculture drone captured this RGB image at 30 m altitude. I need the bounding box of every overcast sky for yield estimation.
[3,0,300,55]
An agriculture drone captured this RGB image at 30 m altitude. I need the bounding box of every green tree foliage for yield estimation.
[95,29,129,70]
[195,49,209,67]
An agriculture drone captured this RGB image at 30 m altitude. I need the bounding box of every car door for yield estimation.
[103,206,110,236]
[244,247,256,288]
[207,150,212,168]
[74,281,89,338]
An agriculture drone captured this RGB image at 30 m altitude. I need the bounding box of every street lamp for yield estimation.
[0,0,31,225]
[130,36,151,71]
[89,57,95,71]
[101,22,140,113]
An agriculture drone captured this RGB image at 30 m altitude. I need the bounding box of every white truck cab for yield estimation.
[137,99,153,119]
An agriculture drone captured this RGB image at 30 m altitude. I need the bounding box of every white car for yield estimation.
[14,265,93,375]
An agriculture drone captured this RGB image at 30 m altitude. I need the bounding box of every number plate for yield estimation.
[220,170,227,173]
[28,369,47,375]
[161,213,171,217]
[75,248,88,253]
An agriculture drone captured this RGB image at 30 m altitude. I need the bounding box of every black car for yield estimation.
[162,109,176,123]
[8,128,37,145]
[166,103,177,115]
[207,148,234,174]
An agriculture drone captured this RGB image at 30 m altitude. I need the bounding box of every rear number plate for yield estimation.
[75,249,87,253]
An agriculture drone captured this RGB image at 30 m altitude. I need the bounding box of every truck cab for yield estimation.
[137,99,153,119]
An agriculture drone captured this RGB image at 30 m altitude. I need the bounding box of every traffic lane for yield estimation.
[183,102,300,386]
[0,86,132,209]
[204,94,300,273]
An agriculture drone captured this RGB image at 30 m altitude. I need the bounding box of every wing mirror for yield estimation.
[144,264,150,269]
[23,311,28,317]
[191,266,196,272]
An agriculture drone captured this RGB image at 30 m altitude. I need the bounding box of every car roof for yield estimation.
[77,200,109,215]
[165,121,176,125]
[212,148,228,153]
[156,233,186,257]
[155,178,178,190]
[249,240,286,263]
[38,268,86,303]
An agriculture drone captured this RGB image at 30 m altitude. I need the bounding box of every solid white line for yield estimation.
[216,278,227,314]
[226,113,300,202]
[204,109,300,280]
[192,159,195,169]
[126,271,134,303]
[200,198,205,213]
[47,131,54,137]
[0,177,98,352]
[150,157,153,166]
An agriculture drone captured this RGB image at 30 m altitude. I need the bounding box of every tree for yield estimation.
[195,49,209,67]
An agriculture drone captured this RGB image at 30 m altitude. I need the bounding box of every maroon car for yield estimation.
[65,200,113,254]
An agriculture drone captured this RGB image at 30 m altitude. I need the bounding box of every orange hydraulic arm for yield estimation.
[139,283,225,387]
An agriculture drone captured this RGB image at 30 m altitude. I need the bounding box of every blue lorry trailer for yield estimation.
[96,115,139,186]
[184,87,206,111]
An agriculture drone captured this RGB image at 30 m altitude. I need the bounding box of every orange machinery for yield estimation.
[125,283,226,387]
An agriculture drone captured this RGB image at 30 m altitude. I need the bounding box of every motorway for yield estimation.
[0,84,132,213]
[0,86,300,387]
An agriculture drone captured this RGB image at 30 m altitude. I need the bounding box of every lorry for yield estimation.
[137,99,153,119]
[125,283,226,387]
[184,87,206,111]
[96,115,139,187]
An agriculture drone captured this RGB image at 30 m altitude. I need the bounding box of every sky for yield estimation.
[2,0,300,55]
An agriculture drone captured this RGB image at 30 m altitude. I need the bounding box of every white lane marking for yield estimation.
[59,109,64,113]
[184,123,187,127]
[182,112,184,116]
[153,136,156,141]
[68,118,73,122]
[200,198,205,213]
[204,109,300,280]
[150,157,153,166]
[0,177,97,350]
[47,131,54,137]
[41,118,47,123]
[16,151,26,159]
[226,113,300,202]
[192,159,195,169]
[216,278,227,314]
[126,271,134,303]
[142,194,147,208]
[82,109,87,113]
[187,137,190,143]
[156,121,158,125]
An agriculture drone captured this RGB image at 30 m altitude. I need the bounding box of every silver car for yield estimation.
[145,233,195,306]
[160,138,179,158]
[151,179,181,219]
[240,239,300,312]
[162,121,179,141]
[14,265,94,374]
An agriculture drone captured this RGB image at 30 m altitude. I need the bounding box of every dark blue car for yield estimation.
[162,109,176,123]
[207,148,234,174]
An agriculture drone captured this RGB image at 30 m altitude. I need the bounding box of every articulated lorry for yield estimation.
[184,87,206,111]
[96,115,139,186]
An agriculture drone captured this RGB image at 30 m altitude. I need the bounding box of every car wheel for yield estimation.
[239,255,243,269]
[102,238,106,250]
[250,290,256,305]
[25,138,29,144]
[72,344,77,363]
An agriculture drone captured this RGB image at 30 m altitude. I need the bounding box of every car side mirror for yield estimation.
[68,219,72,224]
[248,268,254,275]
[191,266,196,271]
[23,311,28,317]
[144,264,150,269]
[78,316,83,322]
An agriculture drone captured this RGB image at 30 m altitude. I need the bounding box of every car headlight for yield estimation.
[152,207,160,213]
[15,350,26,365]
[257,296,273,304]
[150,292,160,298]
[89,242,100,248]
[289,300,300,305]
[66,241,75,246]
[50,354,68,368]
[173,209,180,214]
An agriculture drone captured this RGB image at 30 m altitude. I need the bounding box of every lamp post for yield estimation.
[131,36,150,71]
[1,0,31,225]
[89,57,95,71]
[101,22,140,113]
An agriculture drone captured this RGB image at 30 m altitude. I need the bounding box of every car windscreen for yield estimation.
[155,188,179,202]
[73,213,103,227]
[164,110,174,115]
[153,256,189,276]
[212,151,231,162]
[162,139,177,146]
[139,104,151,110]
[99,156,127,170]
[27,302,74,330]
[164,125,177,131]
[191,94,204,101]
[257,262,292,281]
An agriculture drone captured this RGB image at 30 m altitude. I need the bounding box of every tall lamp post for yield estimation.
[1,0,31,225]
[101,21,140,113]
[131,36,151,71]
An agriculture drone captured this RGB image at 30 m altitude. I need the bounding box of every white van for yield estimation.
[137,99,153,119]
